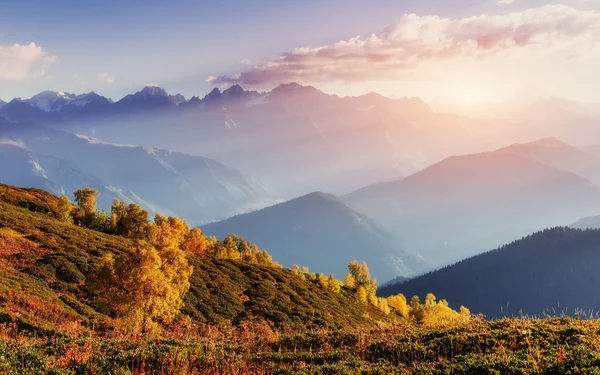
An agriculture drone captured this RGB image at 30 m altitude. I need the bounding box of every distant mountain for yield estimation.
[495,137,600,184]
[0,137,144,209]
[182,85,260,110]
[13,91,113,116]
[510,99,600,145]
[114,86,186,110]
[202,192,429,281]
[24,91,77,112]
[571,215,600,230]
[344,143,600,265]
[379,227,600,318]
[0,99,49,124]
[0,99,6,110]
[0,122,278,224]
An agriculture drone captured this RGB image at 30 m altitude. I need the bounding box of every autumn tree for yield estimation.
[214,234,244,260]
[377,297,391,315]
[181,228,216,257]
[72,188,110,230]
[89,240,193,333]
[387,294,409,317]
[409,295,424,323]
[74,188,98,219]
[344,261,378,303]
[343,273,356,289]
[356,285,368,304]
[328,274,341,293]
[212,234,277,266]
[317,273,329,289]
[348,260,371,286]
[56,194,73,223]
[111,199,151,239]
[419,293,471,328]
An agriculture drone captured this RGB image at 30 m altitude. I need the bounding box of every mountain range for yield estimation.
[202,191,429,281]
[0,83,501,197]
[344,138,600,264]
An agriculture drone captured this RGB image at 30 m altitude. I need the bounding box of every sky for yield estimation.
[1,0,600,104]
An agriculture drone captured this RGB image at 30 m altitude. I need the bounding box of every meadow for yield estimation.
[1,317,598,374]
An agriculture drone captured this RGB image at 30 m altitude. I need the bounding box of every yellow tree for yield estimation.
[387,294,409,317]
[73,187,98,218]
[148,214,193,299]
[90,237,193,333]
[328,274,341,293]
[111,199,150,239]
[345,261,377,301]
[181,228,216,257]
[356,285,368,304]
[56,194,73,223]
[343,273,357,289]
[409,295,424,323]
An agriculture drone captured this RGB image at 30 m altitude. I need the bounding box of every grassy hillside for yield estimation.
[0,183,392,334]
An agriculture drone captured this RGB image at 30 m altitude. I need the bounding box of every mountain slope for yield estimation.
[0,139,145,209]
[496,137,600,184]
[0,99,50,124]
[0,122,278,224]
[344,147,600,264]
[114,86,185,110]
[570,215,600,230]
[379,227,600,318]
[24,91,78,112]
[202,192,428,281]
[0,182,391,333]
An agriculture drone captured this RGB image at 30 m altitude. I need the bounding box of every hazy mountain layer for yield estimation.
[1,84,500,197]
[202,192,429,281]
[344,139,600,265]
[0,122,278,224]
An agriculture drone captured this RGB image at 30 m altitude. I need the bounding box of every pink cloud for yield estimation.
[208,5,600,87]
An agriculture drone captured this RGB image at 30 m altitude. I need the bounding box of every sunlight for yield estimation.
[453,86,487,106]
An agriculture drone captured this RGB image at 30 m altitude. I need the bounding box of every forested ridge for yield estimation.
[380,227,600,318]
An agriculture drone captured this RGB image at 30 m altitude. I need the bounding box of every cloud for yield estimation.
[97,72,115,83]
[497,0,515,4]
[0,42,56,80]
[207,5,600,88]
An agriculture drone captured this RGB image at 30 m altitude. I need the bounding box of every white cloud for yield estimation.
[0,42,56,80]
[97,72,115,83]
[207,5,600,90]
[497,0,515,5]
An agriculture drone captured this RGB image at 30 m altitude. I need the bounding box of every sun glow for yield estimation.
[453,86,487,107]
